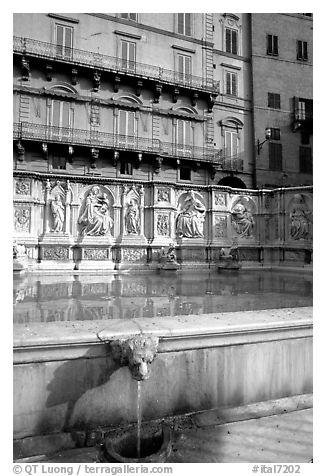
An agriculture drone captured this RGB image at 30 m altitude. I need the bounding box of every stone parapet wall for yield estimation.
[13,173,313,269]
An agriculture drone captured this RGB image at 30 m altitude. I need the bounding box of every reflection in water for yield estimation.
[13,271,313,324]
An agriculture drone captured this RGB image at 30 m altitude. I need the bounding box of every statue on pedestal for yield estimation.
[51,194,65,232]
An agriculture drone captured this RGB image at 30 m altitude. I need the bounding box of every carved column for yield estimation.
[139,185,145,236]
[65,180,72,235]
[43,179,51,234]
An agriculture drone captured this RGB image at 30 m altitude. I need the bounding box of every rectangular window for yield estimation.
[270,128,280,140]
[269,142,283,171]
[267,34,278,56]
[177,13,191,36]
[224,130,238,158]
[121,40,136,72]
[225,28,238,55]
[297,40,308,60]
[179,166,191,181]
[299,146,312,173]
[268,93,281,109]
[120,160,133,175]
[225,71,238,96]
[56,24,73,59]
[120,13,137,21]
[178,54,192,84]
[52,156,66,170]
[118,109,135,148]
[176,120,192,156]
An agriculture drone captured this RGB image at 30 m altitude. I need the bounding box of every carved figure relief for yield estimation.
[125,199,140,234]
[157,214,169,236]
[78,186,113,236]
[51,194,65,232]
[214,216,227,238]
[157,188,170,203]
[14,207,30,233]
[176,190,206,238]
[231,197,255,237]
[289,194,312,240]
[15,180,31,196]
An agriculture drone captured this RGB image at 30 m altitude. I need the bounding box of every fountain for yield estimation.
[217,240,241,270]
[158,243,180,271]
[98,335,172,463]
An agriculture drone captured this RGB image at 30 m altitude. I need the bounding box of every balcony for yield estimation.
[293,98,313,133]
[13,36,220,94]
[13,122,220,165]
[213,152,244,172]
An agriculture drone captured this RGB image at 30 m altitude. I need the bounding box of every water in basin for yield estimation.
[13,270,312,324]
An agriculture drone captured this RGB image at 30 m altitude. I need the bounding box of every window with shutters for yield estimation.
[177,54,192,85]
[120,13,137,21]
[266,34,278,56]
[225,28,238,55]
[270,128,280,140]
[224,130,238,159]
[269,142,283,171]
[225,71,238,96]
[118,110,136,146]
[48,99,73,141]
[52,155,67,170]
[177,13,191,36]
[299,147,312,174]
[297,40,308,60]
[268,93,281,109]
[55,24,73,59]
[120,160,133,175]
[293,97,313,122]
[176,119,192,156]
[121,40,136,72]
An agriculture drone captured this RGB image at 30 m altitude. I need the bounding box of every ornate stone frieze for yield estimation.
[122,248,146,262]
[14,206,31,233]
[42,246,69,260]
[81,283,108,295]
[83,248,110,260]
[157,214,170,236]
[15,180,31,196]
[157,188,170,203]
[214,215,227,238]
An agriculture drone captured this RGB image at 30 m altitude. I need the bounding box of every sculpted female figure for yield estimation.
[78,186,113,236]
[125,200,140,234]
[176,191,206,238]
[51,194,65,232]
[290,194,311,240]
[231,202,255,237]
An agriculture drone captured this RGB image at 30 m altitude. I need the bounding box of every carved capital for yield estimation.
[21,56,30,81]
[113,75,120,93]
[16,141,25,162]
[154,83,162,103]
[136,80,143,97]
[71,68,78,85]
[45,63,53,81]
[208,93,218,113]
[93,70,101,92]
[173,87,180,103]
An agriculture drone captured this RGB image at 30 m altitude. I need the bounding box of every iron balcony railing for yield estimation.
[214,152,244,172]
[14,36,220,94]
[14,122,221,164]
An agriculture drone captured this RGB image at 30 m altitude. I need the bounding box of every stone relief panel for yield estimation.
[42,246,69,260]
[288,194,312,241]
[15,180,31,196]
[214,192,227,208]
[230,196,256,238]
[214,215,227,238]
[14,206,31,233]
[157,188,170,203]
[176,190,206,239]
[122,248,146,262]
[83,248,110,260]
[157,214,170,236]
[78,185,114,236]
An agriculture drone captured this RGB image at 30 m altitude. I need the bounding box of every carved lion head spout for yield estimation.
[109,335,159,381]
